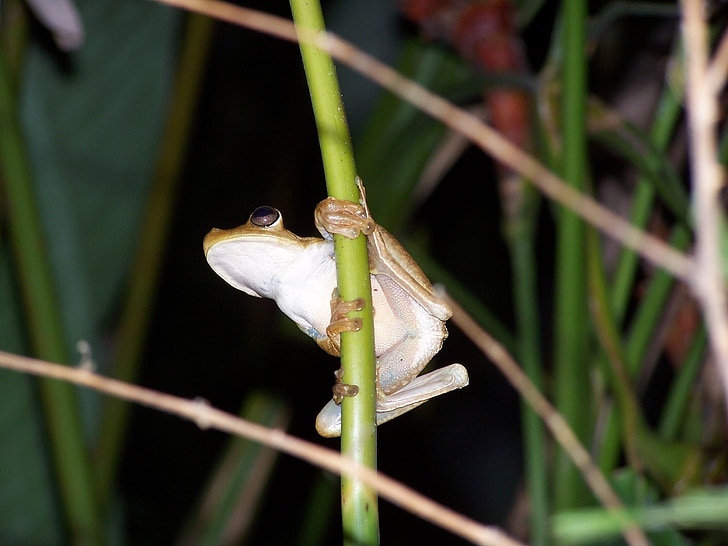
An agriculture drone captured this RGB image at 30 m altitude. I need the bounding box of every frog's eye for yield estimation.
[250,206,280,227]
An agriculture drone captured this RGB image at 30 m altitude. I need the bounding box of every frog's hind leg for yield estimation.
[315,363,468,438]
[377,363,469,413]
[315,397,429,438]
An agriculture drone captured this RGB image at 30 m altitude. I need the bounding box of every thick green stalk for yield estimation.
[0,53,101,544]
[553,0,590,510]
[95,12,214,502]
[289,1,379,544]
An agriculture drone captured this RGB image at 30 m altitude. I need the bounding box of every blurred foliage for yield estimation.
[0,0,726,544]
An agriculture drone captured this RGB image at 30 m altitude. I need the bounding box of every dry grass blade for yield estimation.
[443,295,650,546]
[153,0,694,284]
[0,350,523,546]
[680,0,728,419]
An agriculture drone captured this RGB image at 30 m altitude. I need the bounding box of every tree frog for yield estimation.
[203,182,468,437]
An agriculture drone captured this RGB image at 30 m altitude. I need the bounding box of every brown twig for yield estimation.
[443,295,650,546]
[153,0,694,284]
[680,0,728,419]
[0,350,523,546]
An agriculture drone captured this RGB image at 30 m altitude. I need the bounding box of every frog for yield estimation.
[203,181,468,437]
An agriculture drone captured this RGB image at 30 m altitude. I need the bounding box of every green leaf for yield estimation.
[19,0,178,365]
[0,0,178,541]
[553,486,728,544]
[0,253,62,544]
[356,38,482,230]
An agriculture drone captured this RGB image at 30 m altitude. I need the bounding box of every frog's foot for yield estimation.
[315,193,375,240]
[326,296,365,338]
[315,364,469,438]
[315,397,424,438]
[317,367,359,437]
[377,363,469,414]
[332,366,359,404]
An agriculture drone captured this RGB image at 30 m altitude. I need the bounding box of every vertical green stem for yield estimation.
[553,0,590,510]
[610,82,682,324]
[596,78,683,475]
[598,226,692,473]
[504,185,549,545]
[288,2,379,544]
[658,325,706,439]
[0,53,101,544]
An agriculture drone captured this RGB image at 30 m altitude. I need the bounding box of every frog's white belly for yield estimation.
[272,240,441,357]
[272,240,446,394]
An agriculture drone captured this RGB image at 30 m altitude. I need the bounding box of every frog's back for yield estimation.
[368,226,451,321]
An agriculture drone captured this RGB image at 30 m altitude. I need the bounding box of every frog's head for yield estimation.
[204,206,314,298]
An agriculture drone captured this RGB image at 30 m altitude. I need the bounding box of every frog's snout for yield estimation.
[202,228,223,256]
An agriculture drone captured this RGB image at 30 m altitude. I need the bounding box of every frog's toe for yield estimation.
[315,197,375,239]
[377,364,469,412]
[326,316,363,337]
[314,397,424,437]
[332,366,359,404]
[316,400,343,437]
[326,296,365,336]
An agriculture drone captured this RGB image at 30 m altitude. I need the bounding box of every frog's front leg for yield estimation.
[314,193,373,240]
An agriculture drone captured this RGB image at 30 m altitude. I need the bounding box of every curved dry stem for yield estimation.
[153,0,694,284]
[443,295,649,546]
[681,0,728,420]
[0,350,522,546]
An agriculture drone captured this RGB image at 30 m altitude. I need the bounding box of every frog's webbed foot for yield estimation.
[316,364,470,438]
[332,366,359,404]
[376,363,469,413]
[314,182,375,240]
[326,294,365,339]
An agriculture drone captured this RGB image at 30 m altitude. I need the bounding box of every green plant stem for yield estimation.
[598,226,692,474]
[659,325,707,439]
[289,1,379,544]
[0,53,101,544]
[553,487,728,543]
[624,227,692,375]
[503,183,549,545]
[609,81,682,324]
[587,229,644,465]
[95,12,214,502]
[594,81,683,474]
[589,226,702,493]
[553,0,590,510]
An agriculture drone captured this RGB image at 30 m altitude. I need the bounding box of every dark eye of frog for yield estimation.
[250,206,280,227]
